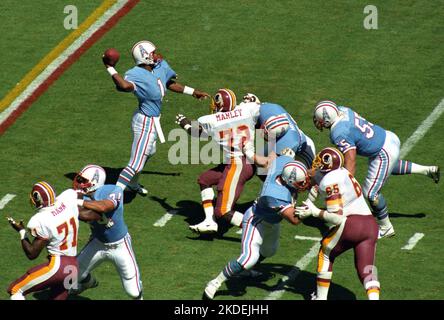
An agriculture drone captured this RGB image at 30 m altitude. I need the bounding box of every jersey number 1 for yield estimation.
[57,217,77,250]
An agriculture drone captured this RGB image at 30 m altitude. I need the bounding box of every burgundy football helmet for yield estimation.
[210,88,237,113]
[312,147,344,173]
[29,181,56,209]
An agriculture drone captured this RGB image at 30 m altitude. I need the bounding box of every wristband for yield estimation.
[77,199,84,207]
[183,86,195,96]
[19,229,27,240]
[107,66,118,76]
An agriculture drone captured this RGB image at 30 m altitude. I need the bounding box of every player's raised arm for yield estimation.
[102,48,135,92]
[78,207,102,222]
[7,217,48,260]
[167,81,210,100]
[78,198,116,214]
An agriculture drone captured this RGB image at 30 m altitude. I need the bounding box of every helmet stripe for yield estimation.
[35,181,55,206]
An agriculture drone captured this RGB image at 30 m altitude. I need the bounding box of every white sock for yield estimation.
[365,280,380,300]
[116,181,127,191]
[10,292,25,300]
[316,271,332,300]
[215,272,227,284]
[377,216,392,228]
[230,211,243,227]
[201,188,215,222]
[410,163,431,175]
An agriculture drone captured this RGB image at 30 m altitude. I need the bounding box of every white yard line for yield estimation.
[265,242,320,300]
[236,228,243,234]
[294,235,322,241]
[0,194,16,210]
[0,0,130,124]
[401,233,425,250]
[153,210,177,227]
[400,98,444,158]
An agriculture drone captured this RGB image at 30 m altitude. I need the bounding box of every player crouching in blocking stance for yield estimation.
[176,89,273,234]
[203,156,310,299]
[71,165,143,299]
[313,100,440,238]
[7,182,100,300]
[103,40,209,196]
[295,147,380,300]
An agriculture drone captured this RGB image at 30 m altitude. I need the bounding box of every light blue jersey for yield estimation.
[85,185,128,243]
[330,106,386,157]
[259,103,307,154]
[253,155,294,224]
[124,60,177,117]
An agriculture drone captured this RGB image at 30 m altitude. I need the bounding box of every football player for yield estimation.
[295,147,380,300]
[175,89,272,234]
[203,156,310,299]
[313,100,440,238]
[243,93,316,169]
[103,40,210,196]
[71,164,143,299]
[7,182,100,300]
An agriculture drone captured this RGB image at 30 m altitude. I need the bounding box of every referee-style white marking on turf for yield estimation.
[401,233,425,250]
[400,98,444,158]
[295,235,322,241]
[0,194,16,210]
[0,0,129,125]
[153,210,177,227]
[265,242,320,300]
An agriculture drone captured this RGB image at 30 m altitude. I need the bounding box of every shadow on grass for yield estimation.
[32,289,91,300]
[149,196,257,243]
[216,262,356,300]
[389,212,426,219]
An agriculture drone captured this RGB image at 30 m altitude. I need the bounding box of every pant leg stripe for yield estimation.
[135,118,154,173]
[129,115,148,169]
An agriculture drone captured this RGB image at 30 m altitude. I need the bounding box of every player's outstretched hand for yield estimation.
[302,199,321,217]
[7,217,25,232]
[175,114,192,130]
[192,90,210,100]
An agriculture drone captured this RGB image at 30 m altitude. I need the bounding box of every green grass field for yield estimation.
[0,0,443,300]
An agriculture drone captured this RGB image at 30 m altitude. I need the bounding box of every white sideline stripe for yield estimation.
[401,233,425,250]
[0,194,16,210]
[265,243,320,300]
[153,210,177,227]
[295,235,322,241]
[400,98,444,158]
[0,0,129,124]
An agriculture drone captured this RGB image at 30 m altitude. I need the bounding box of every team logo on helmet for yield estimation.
[29,181,56,209]
[281,161,311,191]
[73,164,106,194]
[312,147,344,173]
[313,100,339,131]
[210,88,237,113]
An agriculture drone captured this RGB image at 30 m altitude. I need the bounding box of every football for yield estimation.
[102,48,120,66]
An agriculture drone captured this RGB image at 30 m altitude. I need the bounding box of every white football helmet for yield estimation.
[73,164,106,194]
[263,114,290,141]
[242,93,261,104]
[281,160,310,191]
[313,100,340,131]
[131,40,158,66]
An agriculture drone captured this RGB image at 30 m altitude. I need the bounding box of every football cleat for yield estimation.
[203,279,221,300]
[189,220,218,234]
[428,166,440,184]
[378,225,396,239]
[128,184,148,196]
